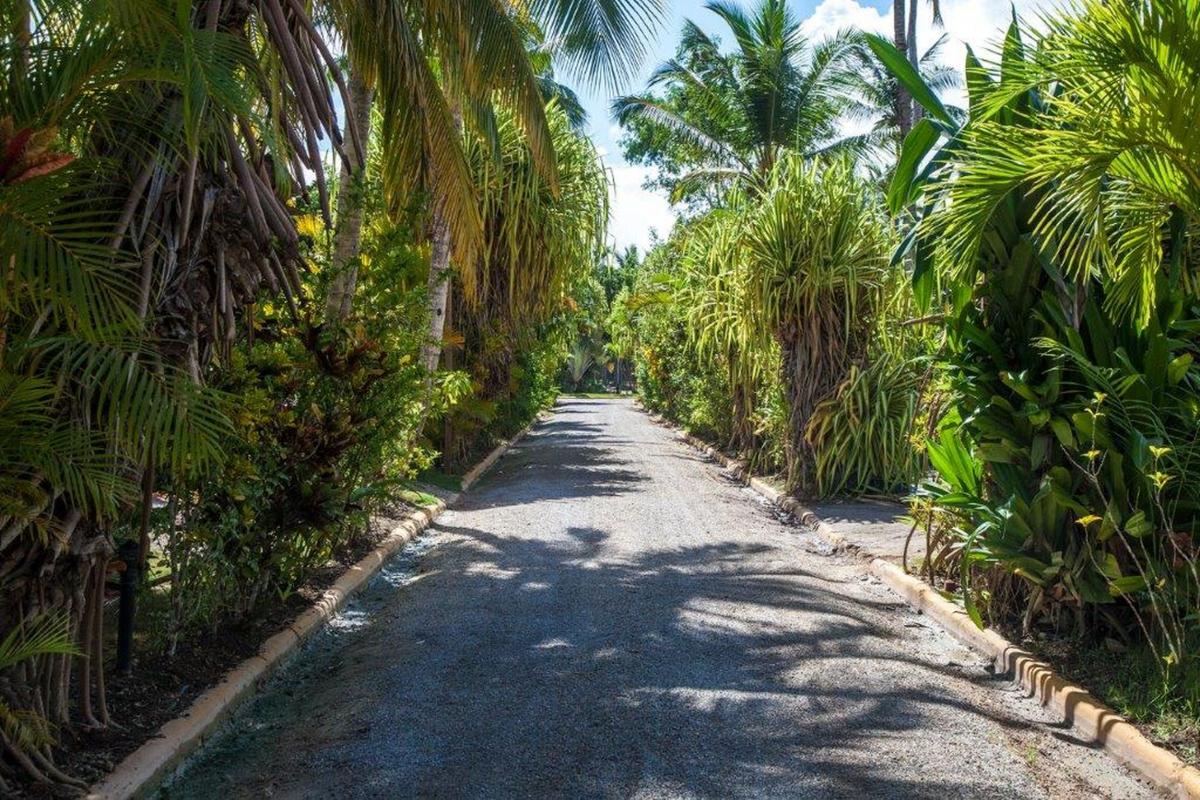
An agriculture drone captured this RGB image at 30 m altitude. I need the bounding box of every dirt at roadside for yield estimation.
[13,506,419,799]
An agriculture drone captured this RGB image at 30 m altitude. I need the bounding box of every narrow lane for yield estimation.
[169,398,1153,799]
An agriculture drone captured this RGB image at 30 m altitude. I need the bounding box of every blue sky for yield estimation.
[578,0,1057,252]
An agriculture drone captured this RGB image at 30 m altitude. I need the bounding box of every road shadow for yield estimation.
[462,408,646,510]
[174,524,1036,800]
[168,400,1076,800]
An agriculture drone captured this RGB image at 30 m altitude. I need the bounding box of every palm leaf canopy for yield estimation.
[613,0,859,203]
[931,0,1200,324]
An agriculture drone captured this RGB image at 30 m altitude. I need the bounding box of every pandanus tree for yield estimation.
[677,209,762,455]
[741,156,891,493]
[454,104,608,409]
[613,0,859,205]
[671,157,891,490]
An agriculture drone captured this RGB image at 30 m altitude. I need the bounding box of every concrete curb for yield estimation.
[88,413,545,800]
[646,407,1200,800]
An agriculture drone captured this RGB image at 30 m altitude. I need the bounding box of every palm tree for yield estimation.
[0,1,236,773]
[893,0,944,135]
[565,340,597,390]
[439,103,608,464]
[612,0,859,204]
[323,63,375,324]
[677,209,762,454]
[322,9,597,326]
[0,0,661,785]
[930,0,1200,326]
[879,4,1200,664]
[376,0,667,375]
[0,615,79,793]
[458,104,609,393]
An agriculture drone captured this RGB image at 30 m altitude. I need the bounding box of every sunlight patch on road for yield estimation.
[533,637,573,650]
[462,561,520,579]
[328,608,372,632]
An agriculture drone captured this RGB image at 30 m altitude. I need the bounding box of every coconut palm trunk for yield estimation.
[893,0,912,136]
[422,204,453,373]
[421,106,462,374]
[906,0,923,126]
[324,68,374,323]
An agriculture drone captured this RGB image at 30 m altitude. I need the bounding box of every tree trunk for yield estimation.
[907,0,923,127]
[324,68,373,323]
[893,0,912,138]
[439,283,456,469]
[420,107,463,374]
[728,377,756,457]
[777,309,851,497]
[421,207,453,373]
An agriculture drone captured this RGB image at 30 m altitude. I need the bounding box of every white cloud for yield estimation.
[607,163,676,252]
[801,0,889,38]
[803,0,1062,104]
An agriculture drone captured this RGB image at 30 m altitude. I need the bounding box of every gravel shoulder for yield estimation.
[166,398,1158,799]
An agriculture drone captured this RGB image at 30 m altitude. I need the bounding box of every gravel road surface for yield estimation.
[166,398,1156,799]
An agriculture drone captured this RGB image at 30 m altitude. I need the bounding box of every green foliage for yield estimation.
[929,0,1200,326]
[633,229,744,444]
[619,156,921,493]
[805,354,925,496]
[894,9,1200,686]
[162,235,435,628]
[613,0,862,206]
[0,0,654,786]
[0,614,77,752]
[441,103,607,467]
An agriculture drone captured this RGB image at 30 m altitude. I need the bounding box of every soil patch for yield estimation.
[14,507,417,799]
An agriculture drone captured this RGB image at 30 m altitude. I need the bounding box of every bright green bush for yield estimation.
[883,6,1200,684]
[158,236,435,632]
[805,354,926,497]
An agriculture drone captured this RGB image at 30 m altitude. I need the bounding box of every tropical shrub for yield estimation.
[438,104,608,468]
[882,5,1200,687]
[0,0,645,785]
[739,155,894,492]
[161,292,433,633]
[804,354,925,496]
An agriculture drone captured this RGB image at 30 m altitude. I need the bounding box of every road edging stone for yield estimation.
[642,405,1200,800]
[87,413,546,800]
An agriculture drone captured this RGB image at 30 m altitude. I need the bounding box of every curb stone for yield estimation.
[643,404,1200,800]
[87,412,547,800]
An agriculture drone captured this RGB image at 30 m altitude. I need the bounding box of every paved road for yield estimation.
[169,399,1155,799]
